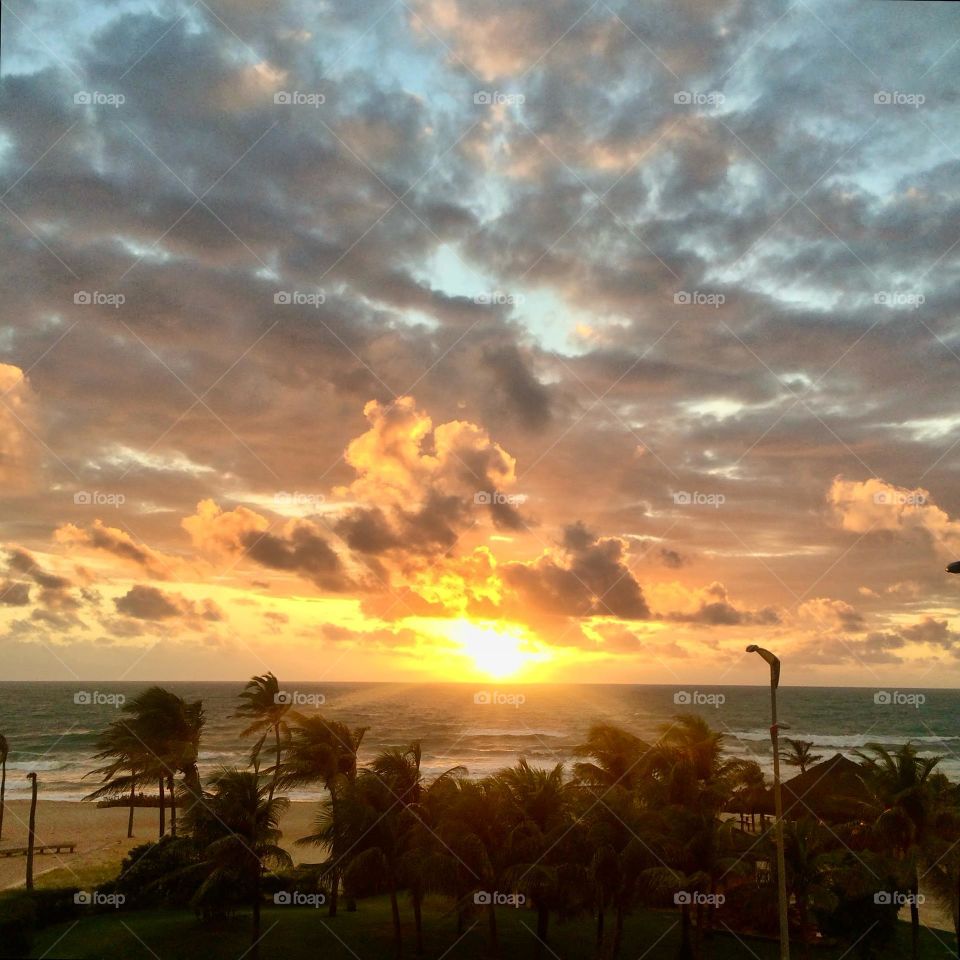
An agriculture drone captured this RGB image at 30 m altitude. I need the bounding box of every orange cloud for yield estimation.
[828,476,960,554]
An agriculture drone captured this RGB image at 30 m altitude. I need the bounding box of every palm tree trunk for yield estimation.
[25,773,37,891]
[269,724,280,804]
[127,779,136,838]
[413,888,424,956]
[910,871,920,960]
[610,903,626,960]
[535,904,549,958]
[252,864,262,960]
[389,885,403,958]
[595,895,605,953]
[679,903,694,960]
[158,776,165,838]
[954,865,959,960]
[328,789,339,918]
[168,775,177,837]
[0,757,6,840]
[486,900,499,956]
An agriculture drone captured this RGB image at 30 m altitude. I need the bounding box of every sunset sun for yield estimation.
[445,619,547,679]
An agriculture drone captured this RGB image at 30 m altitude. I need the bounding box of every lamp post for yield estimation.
[947,561,960,574]
[746,644,790,960]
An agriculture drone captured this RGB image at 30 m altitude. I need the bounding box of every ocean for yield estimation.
[0,682,957,800]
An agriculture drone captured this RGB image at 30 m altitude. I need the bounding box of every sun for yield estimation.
[444,619,547,679]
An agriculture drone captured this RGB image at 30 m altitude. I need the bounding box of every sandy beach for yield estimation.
[0,800,322,892]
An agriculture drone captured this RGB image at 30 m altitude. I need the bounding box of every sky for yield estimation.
[2,0,960,686]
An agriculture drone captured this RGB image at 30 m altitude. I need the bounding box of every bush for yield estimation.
[109,836,202,909]
[0,888,81,958]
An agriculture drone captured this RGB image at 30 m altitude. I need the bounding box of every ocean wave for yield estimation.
[728,730,960,748]
[461,729,567,739]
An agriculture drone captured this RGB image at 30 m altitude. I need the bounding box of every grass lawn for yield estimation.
[26,896,956,959]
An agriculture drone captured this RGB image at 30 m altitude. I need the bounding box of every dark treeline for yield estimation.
[73,674,960,960]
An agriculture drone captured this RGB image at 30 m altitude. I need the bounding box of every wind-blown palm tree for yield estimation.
[83,718,154,837]
[187,768,291,960]
[780,739,823,775]
[123,687,205,838]
[281,715,367,916]
[234,672,290,803]
[0,733,8,840]
[573,722,651,793]
[856,741,940,960]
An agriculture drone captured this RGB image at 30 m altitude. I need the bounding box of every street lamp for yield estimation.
[746,644,790,960]
[946,561,960,574]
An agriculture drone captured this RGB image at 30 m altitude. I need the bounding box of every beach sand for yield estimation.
[0,800,321,892]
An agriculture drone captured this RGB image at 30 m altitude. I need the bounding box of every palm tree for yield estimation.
[573,722,651,793]
[780,739,823,775]
[497,759,578,958]
[434,777,508,954]
[0,733,8,840]
[234,673,291,803]
[122,687,205,838]
[773,817,838,953]
[856,741,940,960]
[644,715,755,958]
[281,715,367,916]
[370,743,466,956]
[83,718,154,837]
[923,792,960,960]
[187,768,291,960]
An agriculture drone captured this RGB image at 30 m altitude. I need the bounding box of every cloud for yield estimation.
[54,521,182,579]
[503,522,650,619]
[183,499,351,590]
[828,476,960,554]
[0,364,36,489]
[796,597,866,633]
[0,581,31,605]
[114,584,223,625]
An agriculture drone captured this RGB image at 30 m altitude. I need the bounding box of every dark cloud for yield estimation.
[504,522,650,619]
[115,585,223,623]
